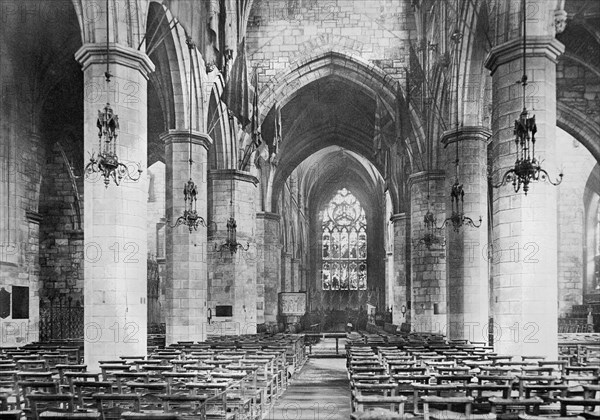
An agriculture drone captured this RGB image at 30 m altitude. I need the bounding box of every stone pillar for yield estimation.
[409,171,446,333]
[282,252,292,292]
[485,36,564,358]
[162,130,211,345]
[390,213,409,326]
[256,212,281,325]
[442,127,490,342]
[207,170,258,335]
[75,44,154,371]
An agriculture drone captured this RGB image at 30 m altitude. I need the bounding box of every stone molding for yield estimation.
[25,211,43,224]
[160,130,212,151]
[484,36,565,75]
[407,170,445,188]
[390,213,408,224]
[75,43,155,79]
[256,212,281,222]
[208,169,259,186]
[441,126,491,147]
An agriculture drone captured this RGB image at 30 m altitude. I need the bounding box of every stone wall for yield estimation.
[207,170,258,335]
[246,0,415,91]
[410,171,446,333]
[39,142,84,304]
[0,68,44,345]
[557,56,600,125]
[556,128,598,316]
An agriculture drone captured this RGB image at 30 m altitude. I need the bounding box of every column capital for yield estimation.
[441,126,491,147]
[75,43,155,80]
[256,212,281,222]
[407,170,445,187]
[160,130,212,151]
[208,169,259,186]
[484,36,565,75]
[390,212,408,224]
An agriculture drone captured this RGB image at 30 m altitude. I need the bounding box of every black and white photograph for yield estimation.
[0,0,599,418]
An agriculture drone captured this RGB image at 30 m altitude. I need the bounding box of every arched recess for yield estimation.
[256,50,414,215]
[206,75,236,170]
[557,104,600,165]
[307,157,386,312]
[584,164,600,298]
[145,2,206,133]
[71,0,146,47]
[457,0,493,128]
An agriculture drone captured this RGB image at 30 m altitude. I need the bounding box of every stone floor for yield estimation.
[265,358,351,420]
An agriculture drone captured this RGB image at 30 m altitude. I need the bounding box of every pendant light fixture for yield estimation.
[170,36,207,233]
[439,28,482,232]
[84,0,142,187]
[492,0,563,195]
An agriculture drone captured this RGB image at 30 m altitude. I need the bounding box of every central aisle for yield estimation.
[266,358,351,420]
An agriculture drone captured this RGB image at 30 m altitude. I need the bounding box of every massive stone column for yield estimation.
[391,213,409,326]
[256,212,281,325]
[485,33,564,357]
[207,170,258,335]
[442,127,490,342]
[76,44,154,370]
[409,171,446,333]
[162,130,211,345]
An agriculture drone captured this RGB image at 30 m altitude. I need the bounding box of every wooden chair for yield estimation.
[72,380,114,408]
[410,383,461,415]
[354,394,408,415]
[38,413,101,419]
[27,394,75,420]
[125,382,168,411]
[0,410,23,420]
[158,394,208,419]
[92,393,141,420]
[120,414,178,420]
[557,396,600,417]
[488,396,544,417]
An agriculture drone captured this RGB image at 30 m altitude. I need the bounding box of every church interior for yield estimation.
[0,0,599,418]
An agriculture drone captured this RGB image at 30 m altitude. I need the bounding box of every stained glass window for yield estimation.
[321,188,367,290]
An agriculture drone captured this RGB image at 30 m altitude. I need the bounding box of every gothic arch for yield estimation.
[557,103,600,164]
[207,74,236,170]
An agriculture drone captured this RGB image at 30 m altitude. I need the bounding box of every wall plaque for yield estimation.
[0,288,10,319]
[12,286,29,319]
[279,292,306,316]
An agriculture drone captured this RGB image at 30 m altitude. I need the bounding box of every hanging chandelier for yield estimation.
[416,210,445,250]
[216,170,250,255]
[414,196,446,251]
[492,0,562,195]
[217,215,249,256]
[440,180,482,232]
[439,28,482,233]
[84,0,142,187]
[170,37,207,233]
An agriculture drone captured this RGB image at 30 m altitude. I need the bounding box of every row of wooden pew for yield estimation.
[345,339,600,420]
[0,334,307,420]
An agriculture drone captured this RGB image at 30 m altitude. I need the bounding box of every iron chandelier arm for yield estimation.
[491,168,517,190]
[169,211,207,233]
[217,239,250,256]
[84,152,143,188]
[538,167,564,186]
